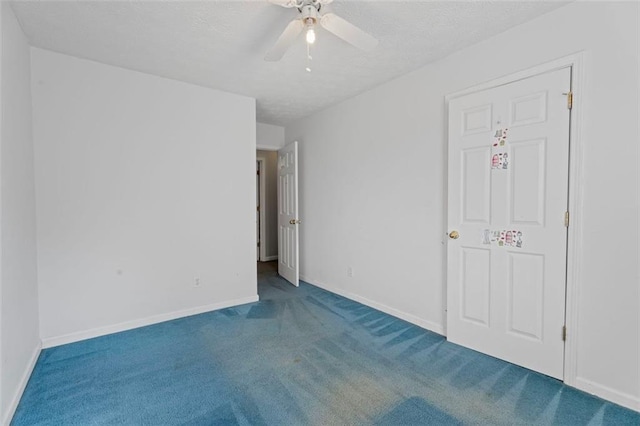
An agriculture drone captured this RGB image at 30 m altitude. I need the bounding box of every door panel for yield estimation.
[510,138,546,225]
[462,104,493,135]
[462,147,491,224]
[278,141,299,287]
[510,91,547,127]
[507,252,544,340]
[447,67,571,379]
[461,247,491,326]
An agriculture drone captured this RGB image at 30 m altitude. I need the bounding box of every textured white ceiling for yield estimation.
[11,1,569,125]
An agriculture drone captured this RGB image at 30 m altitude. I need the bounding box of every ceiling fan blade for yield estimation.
[264,19,304,62]
[268,0,299,8]
[320,12,378,52]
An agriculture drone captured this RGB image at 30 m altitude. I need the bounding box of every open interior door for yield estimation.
[277,141,299,286]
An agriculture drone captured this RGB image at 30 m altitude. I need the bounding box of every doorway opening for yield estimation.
[256,142,300,290]
[257,150,281,296]
[256,150,279,264]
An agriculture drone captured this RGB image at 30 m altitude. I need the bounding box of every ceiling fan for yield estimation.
[265,0,378,62]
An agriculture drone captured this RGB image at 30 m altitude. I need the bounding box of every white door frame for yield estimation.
[445,52,585,387]
[256,157,267,262]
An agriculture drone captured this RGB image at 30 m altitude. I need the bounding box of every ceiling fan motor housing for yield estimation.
[300,3,320,24]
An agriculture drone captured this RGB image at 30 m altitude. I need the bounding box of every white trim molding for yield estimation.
[561,51,586,393]
[41,295,259,349]
[574,377,640,412]
[300,275,445,335]
[261,255,278,262]
[3,341,42,426]
[256,157,267,262]
[445,52,585,101]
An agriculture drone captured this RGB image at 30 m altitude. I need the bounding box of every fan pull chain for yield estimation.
[306,43,312,72]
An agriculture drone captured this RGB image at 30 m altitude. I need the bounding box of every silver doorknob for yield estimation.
[449,230,460,239]
[289,219,301,225]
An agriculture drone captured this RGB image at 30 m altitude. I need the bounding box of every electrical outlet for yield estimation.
[347,266,354,277]
[194,277,201,287]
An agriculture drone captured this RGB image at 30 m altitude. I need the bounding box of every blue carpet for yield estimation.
[12,264,640,425]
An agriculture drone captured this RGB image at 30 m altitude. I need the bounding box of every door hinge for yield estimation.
[257,205,260,211]
[566,91,573,110]
[564,211,570,227]
[257,170,260,175]
[562,326,567,341]
[257,241,260,247]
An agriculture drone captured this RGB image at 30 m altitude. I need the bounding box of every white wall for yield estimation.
[286,1,639,411]
[0,3,41,424]
[257,122,285,150]
[32,48,258,346]
[257,150,278,260]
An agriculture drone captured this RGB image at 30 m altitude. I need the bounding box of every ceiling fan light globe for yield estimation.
[306,27,316,44]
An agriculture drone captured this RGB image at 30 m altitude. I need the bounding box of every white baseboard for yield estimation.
[574,377,640,413]
[300,275,444,335]
[261,255,278,261]
[41,295,259,349]
[2,340,42,426]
